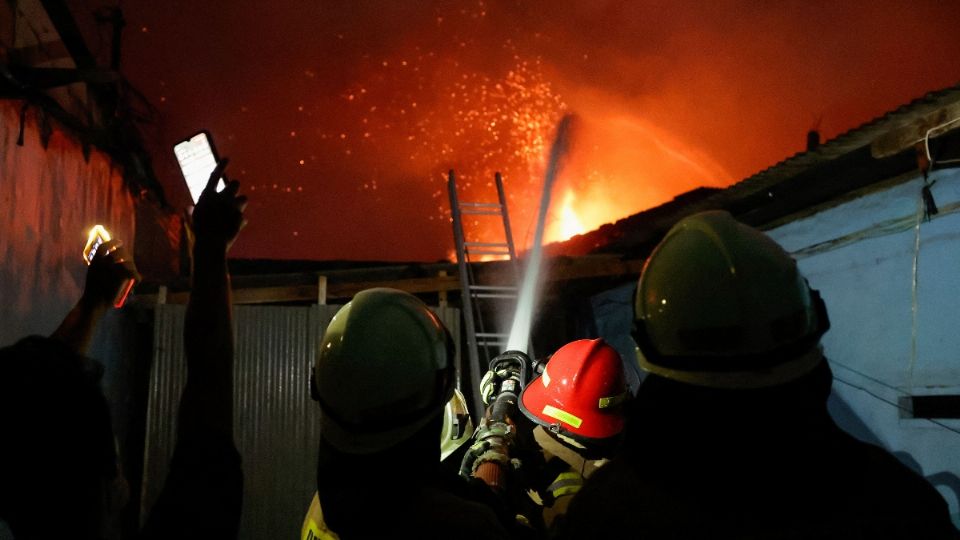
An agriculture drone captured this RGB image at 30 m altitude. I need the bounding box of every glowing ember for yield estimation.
[124,1,960,261]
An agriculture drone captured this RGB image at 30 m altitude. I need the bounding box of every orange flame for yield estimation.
[553,189,586,242]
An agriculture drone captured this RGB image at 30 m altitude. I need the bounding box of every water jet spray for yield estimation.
[505,114,575,353]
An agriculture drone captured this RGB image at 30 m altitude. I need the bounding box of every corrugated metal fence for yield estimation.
[142,303,460,540]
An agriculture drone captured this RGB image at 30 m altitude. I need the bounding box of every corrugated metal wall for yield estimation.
[143,302,461,540]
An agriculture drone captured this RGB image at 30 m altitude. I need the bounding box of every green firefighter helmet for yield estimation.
[313,288,456,454]
[634,210,829,389]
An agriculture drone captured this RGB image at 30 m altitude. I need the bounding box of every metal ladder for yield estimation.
[447,170,521,418]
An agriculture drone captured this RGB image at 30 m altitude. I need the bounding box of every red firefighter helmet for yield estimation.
[519,339,629,441]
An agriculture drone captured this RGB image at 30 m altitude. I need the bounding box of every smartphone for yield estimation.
[82,224,135,308]
[174,130,227,205]
[83,224,112,265]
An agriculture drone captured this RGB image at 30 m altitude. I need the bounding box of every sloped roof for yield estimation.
[716,83,960,207]
[548,82,960,259]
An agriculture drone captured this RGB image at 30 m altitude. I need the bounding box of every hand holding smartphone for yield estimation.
[174,131,227,205]
[83,224,112,265]
[82,224,138,308]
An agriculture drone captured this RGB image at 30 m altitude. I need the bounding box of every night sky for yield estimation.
[73,0,960,261]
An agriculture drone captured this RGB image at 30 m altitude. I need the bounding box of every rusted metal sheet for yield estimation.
[0,101,135,346]
[143,302,459,539]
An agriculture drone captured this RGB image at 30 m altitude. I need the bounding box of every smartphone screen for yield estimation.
[174,131,227,204]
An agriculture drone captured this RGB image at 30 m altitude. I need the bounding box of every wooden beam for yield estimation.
[317,275,327,305]
[38,0,97,69]
[327,275,460,299]
[548,256,646,280]
[438,271,449,308]
[474,255,645,285]
[234,285,320,304]
[871,102,960,159]
[132,255,645,306]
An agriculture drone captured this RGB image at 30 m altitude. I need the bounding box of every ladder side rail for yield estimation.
[448,170,486,418]
[466,257,496,371]
[495,172,519,262]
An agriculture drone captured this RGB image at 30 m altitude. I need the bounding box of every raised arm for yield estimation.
[52,239,139,354]
[140,159,247,537]
[179,159,247,441]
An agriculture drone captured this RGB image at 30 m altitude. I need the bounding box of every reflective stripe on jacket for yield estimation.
[301,493,340,540]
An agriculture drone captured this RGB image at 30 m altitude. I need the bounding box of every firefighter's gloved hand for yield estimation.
[480,367,522,405]
[480,369,498,405]
[477,420,514,446]
[469,419,514,472]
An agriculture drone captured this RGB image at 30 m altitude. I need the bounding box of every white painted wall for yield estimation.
[767,167,960,523]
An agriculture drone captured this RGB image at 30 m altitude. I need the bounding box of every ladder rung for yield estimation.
[478,339,507,345]
[460,202,501,208]
[465,242,509,248]
[473,293,517,299]
[469,285,518,292]
[467,250,511,256]
[476,332,508,338]
[461,209,503,216]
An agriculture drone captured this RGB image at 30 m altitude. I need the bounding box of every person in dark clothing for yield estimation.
[0,335,128,539]
[139,159,246,538]
[0,159,246,539]
[559,210,959,539]
[0,236,139,539]
[308,288,512,539]
[300,387,475,539]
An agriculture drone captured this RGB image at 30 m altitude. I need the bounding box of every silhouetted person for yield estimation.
[139,159,246,538]
[559,211,959,539]
[0,159,247,539]
[0,237,138,539]
[307,288,511,539]
[300,387,476,539]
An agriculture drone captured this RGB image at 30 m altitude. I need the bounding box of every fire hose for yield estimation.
[459,350,533,491]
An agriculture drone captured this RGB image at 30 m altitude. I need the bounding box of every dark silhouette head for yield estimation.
[0,338,125,539]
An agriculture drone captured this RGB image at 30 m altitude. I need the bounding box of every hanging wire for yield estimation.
[833,376,960,438]
[925,117,960,166]
[830,359,911,393]
[830,361,960,437]
[908,175,924,390]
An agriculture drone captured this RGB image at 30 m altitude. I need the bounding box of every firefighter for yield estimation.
[558,210,959,539]
[517,339,629,530]
[308,288,510,539]
[301,388,475,539]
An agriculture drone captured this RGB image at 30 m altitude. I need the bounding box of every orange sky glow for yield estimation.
[103,0,960,261]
